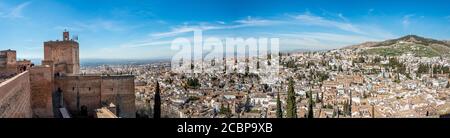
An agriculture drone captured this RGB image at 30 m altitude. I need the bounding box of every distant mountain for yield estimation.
[343,35,450,57]
[376,35,450,47]
[344,41,379,49]
[80,58,170,67]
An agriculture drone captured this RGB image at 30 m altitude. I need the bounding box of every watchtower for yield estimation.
[43,31,80,75]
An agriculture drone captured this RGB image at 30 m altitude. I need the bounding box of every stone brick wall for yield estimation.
[54,75,135,118]
[44,41,80,75]
[30,66,54,118]
[0,71,32,118]
[101,75,136,118]
[54,75,102,117]
[0,50,18,75]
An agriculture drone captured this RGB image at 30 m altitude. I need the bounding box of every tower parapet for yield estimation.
[43,31,80,75]
[63,30,70,41]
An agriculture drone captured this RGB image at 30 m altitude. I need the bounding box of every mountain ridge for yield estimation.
[343,35,450,49]
[342,35,450,57]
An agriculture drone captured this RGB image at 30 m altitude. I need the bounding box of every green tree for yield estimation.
[417,63,429,74]
[256,61,260,69]
[226,104,232,118]
[186,77,200,88]
[338,65,343,72]
[307,91,314,118]
[279,52,282,63]
[153,81,161,118]
[276,91,283,118]
[286,78,297,118]
[315,92,321,103]
[245,64,249,76]
[219,103,232,117]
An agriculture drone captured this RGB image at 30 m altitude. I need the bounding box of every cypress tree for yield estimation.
[286,78,297,118]
[321,92,324,102]
[257,61,260,70]
[276,91,283,118]
[153,81,161,118]
[349,90,352,117]
[307,91,314,118]
[316,92,321,103]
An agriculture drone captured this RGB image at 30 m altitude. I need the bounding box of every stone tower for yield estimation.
[0,49,17,74]
[42,31,80,75]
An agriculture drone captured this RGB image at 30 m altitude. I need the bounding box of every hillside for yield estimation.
[344,35,450,57]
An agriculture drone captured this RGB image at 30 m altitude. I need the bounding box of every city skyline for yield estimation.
[1,0,450,60]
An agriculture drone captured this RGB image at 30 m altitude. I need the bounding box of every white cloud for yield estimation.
[55,19,129,32]
[150,25,215,38]
[151,17,280,38]
[0,1,31,19]
[76,20,123,32]
[276,32,383,50]
[121,34,231,48]
[292,14,365,34]
[337,13,348,22]
[120,40,173,48]
[281,37,323,48]
[319,9,349,22]
[9,2,30,18]
[280,32,379,44]
[234,16,281,27]
[216,21,226,24]
[358,25,397,39]
[402,14,415,28]
[151,13,369,39]
[288,13,395,39]
[143,11,394,50]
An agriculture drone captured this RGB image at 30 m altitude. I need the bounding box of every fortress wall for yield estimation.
[44,41,76,64]
[101,75,136,118]
[54,75,135,118]
[55,75,102,117]
[30,66,54,118]
[0,67,17,75]
[0,71,32,118]
[44,41,79,74]
[0,50,18,75]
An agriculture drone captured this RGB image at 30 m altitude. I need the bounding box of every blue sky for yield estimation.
[1,0,450,59]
